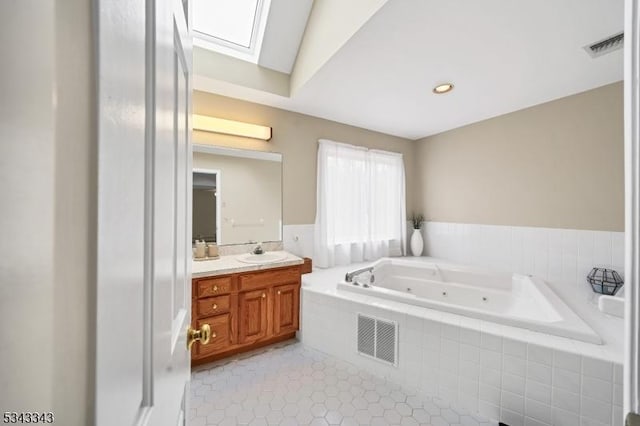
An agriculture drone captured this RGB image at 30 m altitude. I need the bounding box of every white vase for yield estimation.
[410,228,423,257]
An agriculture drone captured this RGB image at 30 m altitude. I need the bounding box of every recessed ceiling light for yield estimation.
[433,83,454,94]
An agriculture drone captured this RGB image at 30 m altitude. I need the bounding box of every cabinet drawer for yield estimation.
[239,267,300,292]
[196,295,231,318]
[195,314,232,357]
[197,276,232,298]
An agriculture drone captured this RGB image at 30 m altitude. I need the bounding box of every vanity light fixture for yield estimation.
[193,114,272,141]
[432,83,454,94]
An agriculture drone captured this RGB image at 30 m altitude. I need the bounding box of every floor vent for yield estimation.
[584,32,624,58]
[357,314,398,366]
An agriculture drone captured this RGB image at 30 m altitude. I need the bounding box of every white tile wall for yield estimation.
[217,240,283,256]
[422,221,625,357]
[283,222,625,288]
[283,224,314,259]
[285,222,417,261]
[422,222,624,291]
[300,289,623,426]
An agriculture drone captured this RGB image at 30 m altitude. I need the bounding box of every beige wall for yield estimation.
[193,91,416,225]
[195,82,623,232]
[1,0,56,415]
[414,82,624,231]
[1,0,95,424]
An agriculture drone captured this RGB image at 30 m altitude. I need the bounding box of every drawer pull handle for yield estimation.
[262,293,266,299]
[212,303,218,310]
[212,285,218,292]
[211,332,217,339]
[277,290,281,295]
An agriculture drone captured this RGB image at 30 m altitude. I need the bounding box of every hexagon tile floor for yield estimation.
[190,341,497,426]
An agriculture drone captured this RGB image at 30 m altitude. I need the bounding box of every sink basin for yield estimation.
[237,252,288,264]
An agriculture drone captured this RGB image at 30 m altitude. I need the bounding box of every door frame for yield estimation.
[193,167,222,244]
[624,0,640,417]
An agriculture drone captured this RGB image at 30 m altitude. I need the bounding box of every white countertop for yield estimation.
[192,250,304,278]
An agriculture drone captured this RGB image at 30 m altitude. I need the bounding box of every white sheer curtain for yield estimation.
[314,139,407,268]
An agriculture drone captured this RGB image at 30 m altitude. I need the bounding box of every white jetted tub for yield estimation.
[337,258,602,344]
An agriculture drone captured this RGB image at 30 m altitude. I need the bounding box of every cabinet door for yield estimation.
[238,288,269,344]
[195,314,232,359]
[273,283,300,336]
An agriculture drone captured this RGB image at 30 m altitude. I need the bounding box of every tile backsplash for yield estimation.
[217,240,283,256]
[420,222,626,353]
[282,222,625,294]
[422,222,624,294]
[283,224,315,259]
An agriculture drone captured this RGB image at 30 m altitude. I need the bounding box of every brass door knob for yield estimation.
[187,323,211,350]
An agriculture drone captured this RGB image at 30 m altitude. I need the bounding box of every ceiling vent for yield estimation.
[584,32,624,58]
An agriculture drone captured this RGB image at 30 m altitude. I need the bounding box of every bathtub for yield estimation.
[337,258,602,344]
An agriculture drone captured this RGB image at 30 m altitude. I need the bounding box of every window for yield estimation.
[314,140,407,268]
[192,0,271,63]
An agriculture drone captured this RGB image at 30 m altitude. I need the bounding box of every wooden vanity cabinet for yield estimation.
[191,264,301,365]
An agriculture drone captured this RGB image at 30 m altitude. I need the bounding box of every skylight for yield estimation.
[193,0,271,64]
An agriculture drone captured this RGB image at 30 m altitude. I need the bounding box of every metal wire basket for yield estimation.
[587,267,624,295]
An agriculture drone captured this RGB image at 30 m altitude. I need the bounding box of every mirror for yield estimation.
[193,145,282,245]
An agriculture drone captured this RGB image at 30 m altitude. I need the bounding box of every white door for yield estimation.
[148,0,193,423]
[95,0,193,425]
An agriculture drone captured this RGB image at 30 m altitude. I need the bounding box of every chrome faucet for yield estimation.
[252,243,264,255]
[345,266,375,283]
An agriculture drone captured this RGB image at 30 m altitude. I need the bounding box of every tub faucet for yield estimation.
[345,266,374,283]
[434,264,444,281]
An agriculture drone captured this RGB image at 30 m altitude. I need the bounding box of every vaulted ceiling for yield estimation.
[194,0,624,139]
